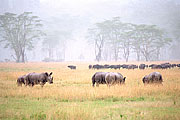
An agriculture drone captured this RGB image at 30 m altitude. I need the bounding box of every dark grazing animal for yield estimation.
[128,64,138,69]
[105,72,126,87]
[139,64,146,70]
[17,75,27,86]
[171,64,177,68]
[89,65,92,69]
[25,72,53,87]
[149,64,162,69]
[68,65,76,70]
[160,63,171,69]
[177,64,180,68]
[92,64,104,69]
[121,64,129,69]
[92,72,107,87]
[104,64,110,69]
[109,65,121,69]
[148,63,178,69]
[142,72,163,84]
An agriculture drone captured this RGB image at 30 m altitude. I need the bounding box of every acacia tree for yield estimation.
[117,23,135,62]
[0,12,43,62]
[87,22,109,62]
[130,24,143,61]
[87,28,104,62]
[87,17,172,62]
[89,17,133,62]
[133,25,171,61]
[95,18,135,62]
[108,17,124,61]
[107,18,134,62]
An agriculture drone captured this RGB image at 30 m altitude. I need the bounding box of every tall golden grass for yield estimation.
[0,62,180,101]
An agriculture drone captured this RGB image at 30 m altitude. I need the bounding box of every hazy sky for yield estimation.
[40,0,128,4]
[0,0,179,62]
[38,0,133,61]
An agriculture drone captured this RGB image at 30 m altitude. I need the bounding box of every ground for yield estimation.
[0,62,180,120]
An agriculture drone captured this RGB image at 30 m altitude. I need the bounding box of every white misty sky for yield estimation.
[38,0,130,61]
[40,0,129,9]
[40,0,128,4]
[1,0,178,61]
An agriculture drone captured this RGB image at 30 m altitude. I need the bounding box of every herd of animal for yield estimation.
[92,71,163,87]
[17,70,163,88]
[89,63,180,70]
[17,62,180,87]
[89,63,167,87]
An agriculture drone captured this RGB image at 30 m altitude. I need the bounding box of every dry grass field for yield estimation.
[0,62,180,120]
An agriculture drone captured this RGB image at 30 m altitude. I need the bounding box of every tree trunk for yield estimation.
[21,51,25,63]
[126,49,129,62]
[115,55,118,61]
[156,48,160,60]
[48,48,51,58]
[96,49,102,62]
[125,57,129,62]
[95,42,103,62]
[14,48,21,63]
[123,46,130,62]
[145,53,149,61]
[16,54,21,63]
[136,52,140,61]
[114,48,118,61]
[136,48,140,61]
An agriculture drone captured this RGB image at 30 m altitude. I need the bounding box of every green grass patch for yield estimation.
[0,96,180,120]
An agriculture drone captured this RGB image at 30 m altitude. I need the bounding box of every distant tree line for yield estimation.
[87,17,171,62]
[0,11,177,62]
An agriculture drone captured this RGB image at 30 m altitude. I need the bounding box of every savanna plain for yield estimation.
[0,62,180,120]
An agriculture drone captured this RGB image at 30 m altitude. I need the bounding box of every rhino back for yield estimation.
[105,72,116,84]
[28,73,46,83]
[147,72,162,83]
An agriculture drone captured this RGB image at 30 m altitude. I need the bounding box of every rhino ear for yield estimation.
[49,72,53,76]
[45,72,48,76]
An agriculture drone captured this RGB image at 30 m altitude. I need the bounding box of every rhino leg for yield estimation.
[17,82,22,87]
[24,79,29,86]
[106,83,110,87]
[96,83,99,87]
[40,82,45,88]
[92,80,95,87]
[31,83,34,87]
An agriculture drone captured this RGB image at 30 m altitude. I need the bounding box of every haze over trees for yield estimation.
[0,0,179,62]
[87,17,171,62]
[0,12,44,62]
[42,15,80,62]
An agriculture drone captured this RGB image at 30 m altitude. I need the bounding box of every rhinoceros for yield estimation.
[25,72,53,87]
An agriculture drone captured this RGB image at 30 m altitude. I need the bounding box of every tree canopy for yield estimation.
[87,17,171,62]
[0,12,44,62]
